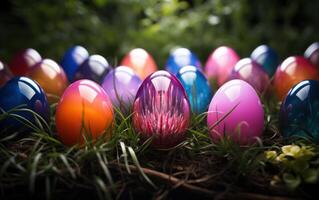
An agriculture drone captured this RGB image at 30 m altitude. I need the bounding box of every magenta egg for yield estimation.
[101,66,142,112]
[229,58,270,94]
[207,79,264,145]
[205,46,240,86]
[132,70,191,148]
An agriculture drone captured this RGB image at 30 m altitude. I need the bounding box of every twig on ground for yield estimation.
[110,163,216,196]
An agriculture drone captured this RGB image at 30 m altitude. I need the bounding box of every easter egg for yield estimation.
[61,45,89,82]
[28,59,68,103]
[132,70,191,148]
[0,77,50,133]
[205,46,240,86]
[55,79,113,146]
[101,66,141,113]
[229,58,270,94]
[121,48,157,80]
[304,42,319,69]
[8,48,42,76]
[207,79,264,145]
[74,55,111,83]
[251,45,279,76]
[0,61,12,87]
[274,56,319,101]
[280,80,319,140]
[166,48,201,74]
[176,65,213,114]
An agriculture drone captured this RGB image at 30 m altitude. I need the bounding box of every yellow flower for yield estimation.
[280,144,315,159]
[265,150,277,160]
[282,145,301,158]
[300,146,315,157]
[276,153,287,162]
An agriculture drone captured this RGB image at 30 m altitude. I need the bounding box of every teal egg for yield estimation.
[251,45,279,77]
[176,65,213,114]
[280,80,319,140]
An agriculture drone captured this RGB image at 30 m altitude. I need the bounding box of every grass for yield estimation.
[0,95,318,200]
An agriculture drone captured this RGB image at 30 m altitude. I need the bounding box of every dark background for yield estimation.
[0,0,318,67]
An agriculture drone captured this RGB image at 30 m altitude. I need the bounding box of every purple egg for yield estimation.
[229,58,270,94]
[207,79,264,145]
[74,54,111,83]
[101,66,142,112]
[132,70,191,148]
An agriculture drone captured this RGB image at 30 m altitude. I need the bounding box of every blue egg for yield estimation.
[280,80,319,140]
[251,45,279,77]
[61,45,89,82]
[0,77,50,133]
[166,48,202,74]
[74,54,111,83]
[176,65,213,114]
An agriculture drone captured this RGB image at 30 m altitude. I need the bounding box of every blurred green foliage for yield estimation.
[0,0,318,67]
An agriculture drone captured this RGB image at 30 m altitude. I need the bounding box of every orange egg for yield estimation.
[274,56,319,101]
[55,79,114,146]
[120,48,157,79]
[28,59,68,103]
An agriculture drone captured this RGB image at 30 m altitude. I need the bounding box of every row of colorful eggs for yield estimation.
[2,43,319,103]
[1,43,319,148]
[1,73,317,148]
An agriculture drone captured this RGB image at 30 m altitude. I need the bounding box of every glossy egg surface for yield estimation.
[176,65,213,114]
[207,79,264,145]
[132,70,191,148]
[55,79,114,146]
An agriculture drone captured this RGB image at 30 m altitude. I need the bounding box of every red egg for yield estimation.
[8,48,42,76]
[28,59,68,103]
[55,80,114,146]
[274,56,319,101]
[121,48,157,80]
[205,46,240,86]
[0,61,12,87]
